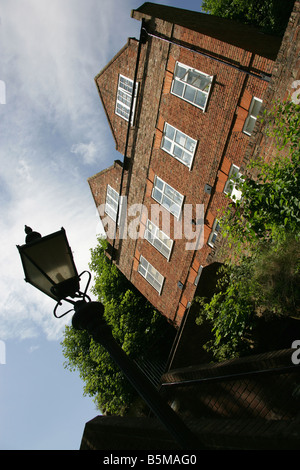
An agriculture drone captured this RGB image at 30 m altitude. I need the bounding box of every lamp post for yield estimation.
[17,226,203,450]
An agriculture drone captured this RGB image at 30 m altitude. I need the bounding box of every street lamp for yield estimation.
[17,226,203,450]
[17,226,91,317]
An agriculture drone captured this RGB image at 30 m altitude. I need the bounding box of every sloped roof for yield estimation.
[94,38,139,151]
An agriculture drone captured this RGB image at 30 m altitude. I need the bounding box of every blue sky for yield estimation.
[0,0,203,450]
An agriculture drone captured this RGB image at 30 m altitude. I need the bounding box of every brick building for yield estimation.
[88,2,282,327]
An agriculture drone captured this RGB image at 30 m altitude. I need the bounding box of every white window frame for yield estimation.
[151,176,184,220]
[105,185,119,222]
[224,164,243,201]
[194,265,203,286]
[208,219,221,248]
[161,122,197,169]
[105,185,126,226]
[171,61,213,111]
[243,97,263,136]
[115,74,138,124]
[144,219,174,261]
[138,255,164,294]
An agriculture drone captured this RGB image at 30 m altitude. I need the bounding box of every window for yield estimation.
[243,97,263,136]
[171,62,213,111]
[138,256,164,294]
[152,176,184,219]
[194,265,203,286]
[145,219,173,260]
[105,185,126,225]
[208,219,221,247]
[161,123,197,169]
[105,185,119,222]
[115,75,138,123]
[224,164,242,201]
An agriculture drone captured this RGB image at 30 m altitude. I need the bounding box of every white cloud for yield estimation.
[0,0,139,342]
[71,141,97,165]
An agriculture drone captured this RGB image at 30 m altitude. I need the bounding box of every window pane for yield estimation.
[118,90,131,107]
[173,80,184,97]
[138,264,146,277]
[186,70,201,87]
[105,186,119,221]
[172,62,213,110]
[164,184,176,201]
[161,136,172,152]
[194,90,206,108]
[106,196,118,211]
[244,116,256,135]
[138,256,163,293]
[165,124,175,140]
[198,75,211,91]
[174,130,186,147]
[230,165,240,179]
[119,76,133,93]
[162,122,196,168]
[186,137,196,152]
[224,180,234,195]
[115,75,138,124]
[175,63,187,80]
[182,151,192,165]
[152,187,162,203]
[183,85,196,103]
[155,177,164,190]
[173,144,183,159]
[172,188,183,204]
[251,99,262,117]
[162,194,173,210]
[170,204,180,219]
[116,103,129,119]
[153,176,183,218]
[145,219,172,259]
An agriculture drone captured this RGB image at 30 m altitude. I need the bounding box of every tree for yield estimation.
[221,101,300,249]
[195,101,300,361]
[61,237,174,415]
[201,0,294,36]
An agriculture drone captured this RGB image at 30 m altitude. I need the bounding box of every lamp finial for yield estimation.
[24,226,42,244]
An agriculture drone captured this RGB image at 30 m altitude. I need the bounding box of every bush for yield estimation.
[195,101,300,361]
[62,237,174,415]
[195,260,256,361]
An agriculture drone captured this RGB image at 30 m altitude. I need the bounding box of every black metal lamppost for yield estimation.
[17,226,202,450]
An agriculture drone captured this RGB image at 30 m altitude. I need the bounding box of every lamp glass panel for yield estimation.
[19,229,78,300]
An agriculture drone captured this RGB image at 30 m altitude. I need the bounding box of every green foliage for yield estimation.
[201,0,294,35]
[61,327,132,415]
[195,260,256,361]
[221,101,300,251]
[61,237,172,415]
[88,237,132,305]
[196,101,300,361]
[250,235,300,317]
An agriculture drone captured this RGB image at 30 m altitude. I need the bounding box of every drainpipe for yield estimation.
[111,20,147,262]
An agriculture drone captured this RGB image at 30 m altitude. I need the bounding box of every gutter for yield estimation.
[142,26,271,83]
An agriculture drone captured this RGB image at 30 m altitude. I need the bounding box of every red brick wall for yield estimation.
[90,11,278,327]
[131,24,274,325]
[243,0,300,167]
[95,38,141,155]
